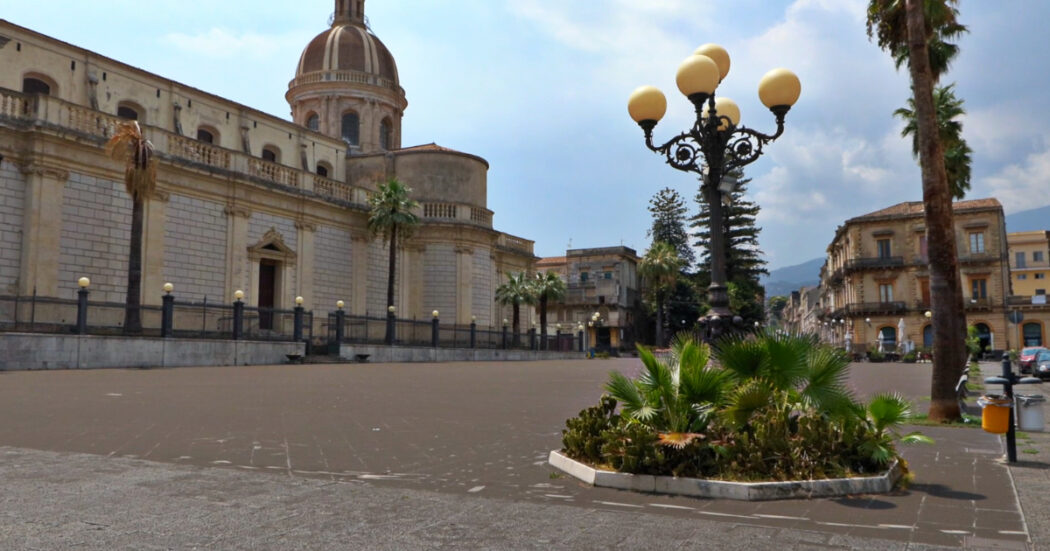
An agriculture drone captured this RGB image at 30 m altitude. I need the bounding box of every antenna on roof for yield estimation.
[567,238,572,250]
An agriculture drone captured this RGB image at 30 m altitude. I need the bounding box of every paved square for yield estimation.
[0,360,1032,549]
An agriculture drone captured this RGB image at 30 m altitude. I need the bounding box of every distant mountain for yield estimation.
[1006,205,1050,232]
[761,257,824,298]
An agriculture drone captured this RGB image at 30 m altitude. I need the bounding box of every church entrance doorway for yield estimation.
[258,259,278,330]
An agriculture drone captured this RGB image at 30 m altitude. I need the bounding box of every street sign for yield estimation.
[1008,310,1024,324]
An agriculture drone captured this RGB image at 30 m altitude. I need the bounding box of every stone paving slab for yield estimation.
[0,359,1038,549]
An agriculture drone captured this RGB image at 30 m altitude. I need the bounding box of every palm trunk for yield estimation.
[655,294,664,347]
[124,197,144,335]
[512,303,521,347]
[385,224,397,343]
[906,0,964,421]
[539,295,548,350]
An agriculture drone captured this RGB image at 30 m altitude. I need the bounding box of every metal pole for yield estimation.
[502,325,508,349]
[470,321,476,349]
[578,330,584,352]
[76,288,89,335]
[335,309,345,346]
[529,328,536,351]
[232,300,244,340]
[161,293,174,338]
[431,316,439,347]
[385,311,395,345]
[1002,357,1017,463]
[293,305,304,342]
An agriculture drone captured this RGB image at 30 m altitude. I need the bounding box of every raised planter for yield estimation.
[548,450,901,501]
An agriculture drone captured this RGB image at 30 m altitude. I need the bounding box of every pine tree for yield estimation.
[647,187,695,269]
[691,168,768,287]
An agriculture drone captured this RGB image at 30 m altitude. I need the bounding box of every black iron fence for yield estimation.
[0,293,312,342]
[326,312,584,352]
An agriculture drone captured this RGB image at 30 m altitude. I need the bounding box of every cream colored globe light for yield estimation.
[336,300,345,310]
[675,54,720,98]
[163,282,174,294]
[432,310,440,318]
[295,296,304,305]
[694,43,730,81]
[757,68,801,110]
[77,276,90,288]
[388,305,396,313]
[233,289,244,301]
[627,85,667,124]
[701,97,741,131]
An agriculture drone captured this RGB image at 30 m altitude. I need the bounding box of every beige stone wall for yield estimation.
[163,194,227,302]
[472,248,493,326]
[0,159,24,292]
[422,243,457,318]
[312,225,354,311]
[58,172,130,303]
[393,152,487,208]
[367,239,390,315]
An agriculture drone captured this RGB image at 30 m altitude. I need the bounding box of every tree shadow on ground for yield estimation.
[829,496,896,510]
[909,483,984,501]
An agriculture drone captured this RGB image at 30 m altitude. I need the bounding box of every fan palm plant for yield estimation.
[533,270,566,350]
[105,121,156,335]
[368,179,420,343]
[859,393,934,465]
[495,272,535,346]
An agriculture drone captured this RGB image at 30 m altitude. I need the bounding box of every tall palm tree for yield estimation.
[368,179,419,343]
[105,121,156,335]
[868,0,967,421]
[639,242,683,347]
[533,270,566,350]
[495,271,535,346]
[895,84,972,200]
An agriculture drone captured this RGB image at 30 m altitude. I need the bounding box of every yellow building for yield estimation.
[0,1,535,333]
[821,199,1012,355]
[1006,231,1050,346]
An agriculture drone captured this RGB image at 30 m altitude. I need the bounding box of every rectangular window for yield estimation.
[877,239,892,259]
[1037,273,1047,280]
[971,278,987,299]
[918,235,927,260]
[580,272,588,282]
[920,279,931,305]
[969,232,985,253]
[604,272,613,280]
[879,284,893,303]
[1019,274,1028,280]
[1016,252,1027,268]
[1035,251,1045,263]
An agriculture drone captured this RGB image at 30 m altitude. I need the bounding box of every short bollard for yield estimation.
[984,357,1043,462]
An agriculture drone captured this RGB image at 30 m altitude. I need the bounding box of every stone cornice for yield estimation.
[224,205,251,219]
[19,161,69,181]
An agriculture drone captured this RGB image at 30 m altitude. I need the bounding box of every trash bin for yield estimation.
[1016,395,1046,432]
[978,395,1012,434]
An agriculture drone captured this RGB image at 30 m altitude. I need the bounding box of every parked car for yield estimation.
[1020,346,1047,374]
[1035,349,1050,380]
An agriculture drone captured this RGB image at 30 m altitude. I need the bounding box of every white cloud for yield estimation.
[981,145,1050,213]
[162,28,310,60]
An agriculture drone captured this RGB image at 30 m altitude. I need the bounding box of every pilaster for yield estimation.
[224,205,251,301]
[18,162,69,296]
[455,245,474,324]
[141,190,169,305]
[402,243,425,319]
[350,233,369,315]
[295,220,317,308]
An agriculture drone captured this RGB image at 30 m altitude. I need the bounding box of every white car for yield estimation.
[1035,349,1050,380]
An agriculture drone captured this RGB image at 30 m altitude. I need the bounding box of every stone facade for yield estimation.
[0,4,536,337]
[1006,231,1050,346]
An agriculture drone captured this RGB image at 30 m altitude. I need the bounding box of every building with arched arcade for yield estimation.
[0,0,537,334]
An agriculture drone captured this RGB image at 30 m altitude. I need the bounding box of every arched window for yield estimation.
[922,324,933,348]
[116,103,141,121]
[196,127,215,144]
[1023,322,1043,346]
[316,162,331,178]
[878,326,896,350]
[379,118,392,150]
[261,146,279,163]
[341,112,360,146]
[306,113,320,132]
[22,76,52,95]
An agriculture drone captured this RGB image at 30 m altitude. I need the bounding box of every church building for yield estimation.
[0,0,537,332]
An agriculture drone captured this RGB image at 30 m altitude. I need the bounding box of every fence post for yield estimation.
[431,310,439,347]
[386,305,396,345]
[232,291,244,340]
[529,328,536,350]
[161,284,174,338]
[293,305,304,342]
[502,322,508,350]
[76,277,90,335]
[555,328,562,352]
[578,329,584,352]
[335,303,346,346]
[470,318,477,349]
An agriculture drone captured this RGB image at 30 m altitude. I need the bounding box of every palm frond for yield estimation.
[604,371,653,421]
[866,392,913,433]
[721,379,774,428]
[104,121,156,201]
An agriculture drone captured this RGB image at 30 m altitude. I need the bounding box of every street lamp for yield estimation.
[629,45,800,341]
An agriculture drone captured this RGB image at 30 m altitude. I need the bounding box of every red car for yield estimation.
[1020,346,1047,374]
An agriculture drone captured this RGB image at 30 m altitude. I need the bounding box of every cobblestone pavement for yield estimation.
[0,359,1039,550]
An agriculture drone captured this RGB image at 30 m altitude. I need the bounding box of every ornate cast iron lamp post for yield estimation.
[628,44,800,340]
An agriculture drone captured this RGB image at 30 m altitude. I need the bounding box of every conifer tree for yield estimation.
[691,169,768,284]
[647,187,695,269]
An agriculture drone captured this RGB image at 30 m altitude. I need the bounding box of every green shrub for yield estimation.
[901,350,918,363]
[868,349,885,362]
[561,395,619,464]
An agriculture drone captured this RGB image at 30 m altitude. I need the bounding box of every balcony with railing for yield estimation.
[844,256,904,272]
[845,301,907,315]
[965,297,995,310]
[959,252,1002,265]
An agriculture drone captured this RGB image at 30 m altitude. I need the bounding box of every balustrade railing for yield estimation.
[497,234,534,255]
[168,133,231,169]
[0,88,32,118]
[249,158,301,188]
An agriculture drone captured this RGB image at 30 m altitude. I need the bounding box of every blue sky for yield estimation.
[5,0,1049,270]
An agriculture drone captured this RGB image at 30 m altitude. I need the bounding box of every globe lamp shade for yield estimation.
[694,43,730,81]
[627,86,667,124]
[675,54,720,98]
[702,97,741,130]
[758,68,801,109]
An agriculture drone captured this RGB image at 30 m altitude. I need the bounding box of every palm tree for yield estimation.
[105,121,156,335]
[866,0,967,82]
[533,271,566,350]
[639,242,683,347]
[495,271,535,346]
[894,84,972,200]
[368,179,419,343]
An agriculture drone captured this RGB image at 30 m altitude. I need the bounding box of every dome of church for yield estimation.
[295,24,399,86]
